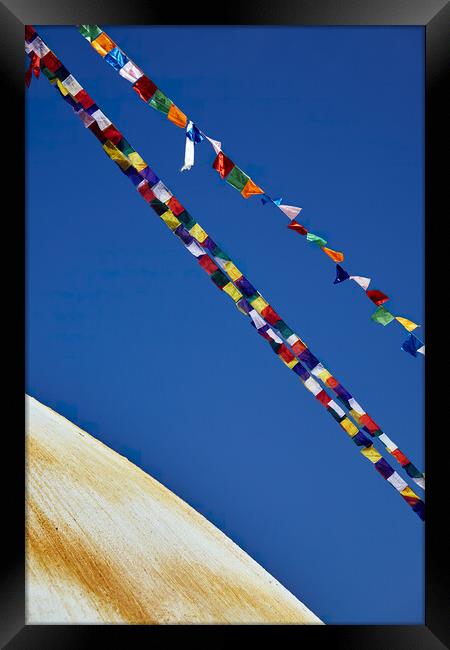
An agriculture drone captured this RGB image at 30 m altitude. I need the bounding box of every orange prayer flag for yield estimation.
[91,32,115,57]
[167,104,188,129]
[322,246,344,263]
[241,178,264,199]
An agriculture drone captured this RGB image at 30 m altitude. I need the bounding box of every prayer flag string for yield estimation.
[75,24,424,357]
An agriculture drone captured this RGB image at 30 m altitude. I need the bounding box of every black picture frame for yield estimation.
[1,1,448,647]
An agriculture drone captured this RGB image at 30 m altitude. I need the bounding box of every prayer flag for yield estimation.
[350,275,371,291]
[226,166,249,192]
[334,264,350,284]
[371,306,394,326]
[322,247,344,263]
[91,32,115,57]
[104,47,129,72]
[278,204,302,220]
[241,179,264,198]
[212,152,234,179]
[287,221,308,235]
[401,334,424,357]
[132,75,157,102]
[78,25,102,42]
[167,104,187,128]
[395,316,419,332]
[204,135,222,154]
[306,233,327,247]
[366,289,389,306]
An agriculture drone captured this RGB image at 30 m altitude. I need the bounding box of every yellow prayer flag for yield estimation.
[102,141,131,171]
[128,151,148,171]
[224,261,243,282]
[160,211,181,231]
[223,282,243,302]
[250,296,269,314]
[349,409,363,425]
[395,316,419,332]
[56,79,68,96]
[189,223,208,244]
[360,445,383,464]
[318,368,332,383]
[167,104,188,128]
[340,418,358,437]
[400,486,419,500]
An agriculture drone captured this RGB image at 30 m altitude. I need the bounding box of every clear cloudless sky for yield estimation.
[26,25,424,624]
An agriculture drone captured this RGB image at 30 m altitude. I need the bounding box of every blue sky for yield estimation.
[26,26,424,624]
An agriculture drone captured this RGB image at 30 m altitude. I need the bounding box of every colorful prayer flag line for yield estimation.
[26,27,425,519]
[76,24,423,357]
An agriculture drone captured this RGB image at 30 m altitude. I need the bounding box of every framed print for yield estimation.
[1,1,448,647]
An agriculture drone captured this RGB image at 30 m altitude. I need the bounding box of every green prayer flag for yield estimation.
[41,66,57,82]
[78,25,102,42]
[306,232,327,246]
[118,139,135,157]
[226,166,249,192]
[276,320,294,339]
[177,211,196,230]
[371,306,395,326]
[149,89,173,115]
[212,246,231,262]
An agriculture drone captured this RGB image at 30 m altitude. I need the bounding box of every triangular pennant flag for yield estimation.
[371,306,395,326]
[322,247,344,263]
[278,204,302,220]
[395,316,419,332]
[350,275,371,291]
[204,134,222,154]
[306,232,327,247]
[401,334,424,357]
[366,289,389,306]
[287,221,308,235]
[241,178,264,198]
[334,264,350,284]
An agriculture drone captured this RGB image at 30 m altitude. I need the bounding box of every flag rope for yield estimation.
[73,24,424,357]
[25,26,425,520]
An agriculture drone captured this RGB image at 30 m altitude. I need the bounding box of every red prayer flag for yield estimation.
[132,76,157,102]
[366,289,389,306]
[25,25,37,42]
[75,89,95,110]
[212,152,234,179]
[261,305,281,326]
[291,340,307,356]
[25,53,40,88]
[198,255,219,275]
[316,390,331,407]
[102,125,123,145]
[278,345,295,364]
[167,196,184,216]
[41,51,62,73]
[359,413,380,434]
[137,182,155,203]
[287,220,308,236]
[392,448,410,466]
